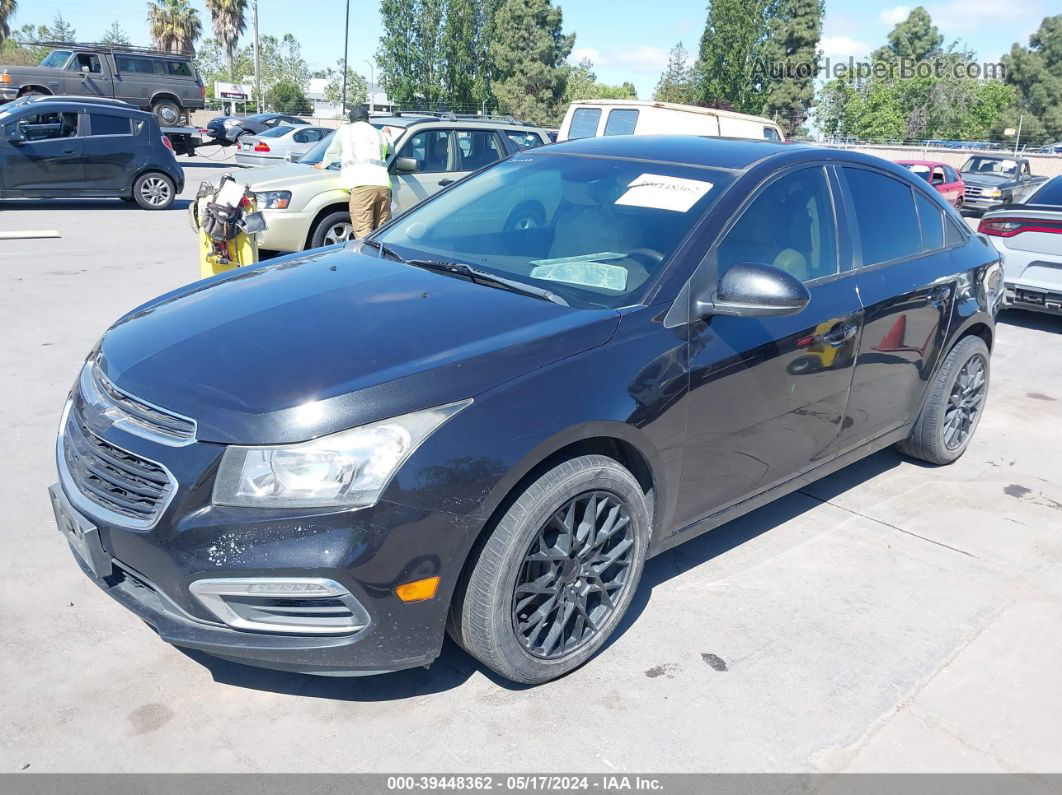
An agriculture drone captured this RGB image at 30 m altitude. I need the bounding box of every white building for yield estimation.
[306,78,392,119]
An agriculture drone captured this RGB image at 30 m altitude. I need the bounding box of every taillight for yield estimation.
[161,135,173,151]
[253,141,270,152]
[978,217,1062,237]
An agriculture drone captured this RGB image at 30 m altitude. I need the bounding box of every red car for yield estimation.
[896,160,965,208]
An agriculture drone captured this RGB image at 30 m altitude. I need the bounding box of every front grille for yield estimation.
[80,362,196,445]
[62,411,174,525]
[965,186,983,198]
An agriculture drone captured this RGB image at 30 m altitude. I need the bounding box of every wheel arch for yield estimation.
[17,85,52,96]
[953,319,994,352]
[304,199,353,249]
[149,91,183,109]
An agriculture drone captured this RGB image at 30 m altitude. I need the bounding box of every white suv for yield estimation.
[245,115,551,252]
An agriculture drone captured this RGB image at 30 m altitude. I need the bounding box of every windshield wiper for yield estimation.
[403,258,569,306]
[360,239,409,262]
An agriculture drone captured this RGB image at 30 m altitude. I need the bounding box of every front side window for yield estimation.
[604,109,639,136]
[8,111,78,141]
[843,167,921,266]
[70,53,102,73]
[718,167,838,282]
[40,50,72,69]
[456,130,505,170]
[374,153,732,308]
[89,113,131,136]
[763,126,782,142]
[915,192,944,250]
[398,130,454,173]
[568,108,601,139]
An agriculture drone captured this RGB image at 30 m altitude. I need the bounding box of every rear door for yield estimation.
[1,109,84,193]
[82,111,139,192]
[674,165,864,530]
[832,166,955,453]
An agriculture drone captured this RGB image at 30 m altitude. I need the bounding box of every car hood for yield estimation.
[244,162,329,189]
[961,173,1014,188]
[98,247,620,445]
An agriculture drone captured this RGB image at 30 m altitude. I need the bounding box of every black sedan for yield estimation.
[204,111,309,145]
[50,136,1002,684]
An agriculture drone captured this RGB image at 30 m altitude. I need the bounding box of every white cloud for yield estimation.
[926,0,1026,33]
[880,6,912,26]
[570,47,603,66]
[569,45,669,75]
[820,35,872,59]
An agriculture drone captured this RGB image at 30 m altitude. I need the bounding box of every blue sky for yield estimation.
[20,0,1052,97]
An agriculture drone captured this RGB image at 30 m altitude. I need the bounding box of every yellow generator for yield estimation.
[188,176,265,279]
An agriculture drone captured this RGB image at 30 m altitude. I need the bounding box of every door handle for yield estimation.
[821,322,857,347]
[438,179,454,187]
[61,148,75,155]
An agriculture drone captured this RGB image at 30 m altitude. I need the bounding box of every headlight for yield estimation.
[254,190,291,210]
[987,187,1002,198]
[212,400,471,509]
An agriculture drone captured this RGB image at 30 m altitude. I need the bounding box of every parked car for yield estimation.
[0,42,204,125]
[246,115,551,251]
[896,160,964,208]
[558,99,785,142]
[234,125,331,167]
[50,136,1002,684]
[978,175,1062,315]
[0,95,184,209]
[205,112,309,145]
[959,154,1047,213]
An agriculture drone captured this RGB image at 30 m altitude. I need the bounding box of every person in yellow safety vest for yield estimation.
[316,104,391,239]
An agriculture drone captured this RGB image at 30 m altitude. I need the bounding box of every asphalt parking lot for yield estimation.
[1,150,1061,774]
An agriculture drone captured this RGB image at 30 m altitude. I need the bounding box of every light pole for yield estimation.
[252,0,262,112]
[364,60,374,111]
[341,0,351,117]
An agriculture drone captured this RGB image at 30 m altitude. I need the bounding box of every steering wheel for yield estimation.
[626,247,666,266]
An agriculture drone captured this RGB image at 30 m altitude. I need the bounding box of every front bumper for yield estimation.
[0,86,18,101]
[254,207,318,252]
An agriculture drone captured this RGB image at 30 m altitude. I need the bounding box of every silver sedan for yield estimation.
[234,125,332,168]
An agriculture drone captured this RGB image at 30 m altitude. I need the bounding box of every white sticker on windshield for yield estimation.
[615,173,713,213]
[530,254,629,291]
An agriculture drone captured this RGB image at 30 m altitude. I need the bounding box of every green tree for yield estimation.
[147,0,202,54]
[697,0,770,112]
[472,0,502,110]
[101,20,131,46]
[872,6,943,64]
[759,0,822,135]
[995,15,1062,146]
[565,58,636,102]
[267,78,310,114]
[205,0,247,80]
[0,0,18,45]
[377,0,420,106]
[441,0,478,109]
[47,11,75,42]
[1,22,49,65]
[324,59,368,113]
[490,0,574,125]
[654,42,699,104]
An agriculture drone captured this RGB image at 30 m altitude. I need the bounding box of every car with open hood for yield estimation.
[50,135,1001,684]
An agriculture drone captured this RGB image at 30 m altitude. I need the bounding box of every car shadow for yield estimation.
[998,309,1062,333]
[181,449,906,700]
[0,198,191,211]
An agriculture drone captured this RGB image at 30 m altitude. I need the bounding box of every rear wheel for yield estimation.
[309,210,354,248]
[897,335,990,464]
[151,99,181,126]
[449,455,649,684]
[132,172,176,210]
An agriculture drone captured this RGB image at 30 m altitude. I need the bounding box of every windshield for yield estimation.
[961,157,1017,177]
[296,124,389,165]
[40,50,73,68]
[373,153,732,309]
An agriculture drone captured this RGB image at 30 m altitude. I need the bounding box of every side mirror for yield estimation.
[6,129,25,145]
[695,262,810,318]
[393,156,419,173]
[80,65,91,75]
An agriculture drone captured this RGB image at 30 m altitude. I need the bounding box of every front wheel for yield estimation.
[897,335,990,465]
[309,210,354,248]
[449,455,650,684]
[151,99,181,126]
[132,172,176,210]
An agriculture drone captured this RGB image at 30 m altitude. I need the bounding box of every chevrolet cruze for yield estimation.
[51,136,1002,684]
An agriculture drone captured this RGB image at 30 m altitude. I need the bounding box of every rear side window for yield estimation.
[718,166,838,282]
[292,128,324,143]
[843,168,921,266]
[89,114,132,136]
[166,61,193,77]
[568,108,600,139]
[945,217,967,246]
[604,109,638,136]
[1029,177,1062,207]
[505,130,543,150]
[115,55,154,74]
[915,192,944,250]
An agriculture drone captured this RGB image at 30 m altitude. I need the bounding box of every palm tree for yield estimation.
[147,0,202,54]
[205,0,247,80]
[0,0,18,47]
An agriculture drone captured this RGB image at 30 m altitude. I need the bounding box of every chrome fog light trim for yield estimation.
[189,577,370,635]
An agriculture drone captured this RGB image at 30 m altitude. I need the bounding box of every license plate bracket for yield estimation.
[49,484,113,579]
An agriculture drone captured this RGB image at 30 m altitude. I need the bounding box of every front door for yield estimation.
[832,166,954,453]
[64,52,107,98]
[673,165,862,532]
[390,129,462,213]
[1,109,84,193]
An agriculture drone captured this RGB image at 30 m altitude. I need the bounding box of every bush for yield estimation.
[267,79,311,115]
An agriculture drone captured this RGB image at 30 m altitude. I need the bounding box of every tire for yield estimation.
[151,99,181,126]
[309,210,354,248]
[897,335,990,465]
[449,455,650,684]
[132,172,176,210]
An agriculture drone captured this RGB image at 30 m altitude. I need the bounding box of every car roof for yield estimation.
[6,95,150,117]
[896,160,950,167]
[541,134,811,171]
[371,115,546,132]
